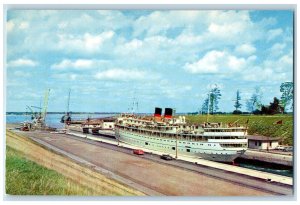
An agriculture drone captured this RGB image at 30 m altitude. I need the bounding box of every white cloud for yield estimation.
[95,69,147,81]
[133,11,206,37]
[7,58,38,67]
[243,66,287,82]
[115,39,144,55]
[267,28,283,41]
[132,10,261,45]
[204,11,264,43]
[184,50,246,74]
[184,51,224,74]
[242,51,292,82]
[57,31,114,53]
[51,59,94,70]
[208,23,243,37]
[269,43,286,57]
[235,44,256,56]
[175,32,203,46]
[228,56,246,71]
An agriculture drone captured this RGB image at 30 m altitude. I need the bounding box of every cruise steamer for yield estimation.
[115,108,248,162]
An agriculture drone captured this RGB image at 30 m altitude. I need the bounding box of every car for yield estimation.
[133,149,144,155]
[160,154,173,160]
[283,146,293,152]
[275,145,285,151]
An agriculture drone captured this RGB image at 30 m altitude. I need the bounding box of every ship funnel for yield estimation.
[154,107,162,117]
[164,108,173,119]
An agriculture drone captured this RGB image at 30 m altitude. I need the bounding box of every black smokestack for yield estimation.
[164,108,173,119]
[154,107,162,117]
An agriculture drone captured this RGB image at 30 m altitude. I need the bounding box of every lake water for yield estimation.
[6,113,116,129]
[5,113,293,177]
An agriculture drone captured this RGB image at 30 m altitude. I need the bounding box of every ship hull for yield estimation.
[116,128,246,163]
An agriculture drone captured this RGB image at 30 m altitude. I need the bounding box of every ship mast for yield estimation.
[66,89,71,114]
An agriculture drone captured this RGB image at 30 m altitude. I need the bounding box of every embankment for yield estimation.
[6,129,145,196]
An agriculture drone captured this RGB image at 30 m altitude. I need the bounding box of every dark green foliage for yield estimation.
[209,86,222,114]
[234,90,242,111]
[280,82,293,111]
[261,97,284,115]
[252,109,261,115]
[232,110,242,114]
[201,97,209,114]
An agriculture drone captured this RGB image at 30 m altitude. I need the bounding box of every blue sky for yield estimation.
[6,10,293,113]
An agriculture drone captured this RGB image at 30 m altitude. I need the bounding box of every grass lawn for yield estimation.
[185,114,293,145]
[5,146,97,195]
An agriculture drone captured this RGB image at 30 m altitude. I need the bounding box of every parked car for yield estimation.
[133,149,144,155]
[160,154,173,160]
[283,146,293,152]
[275,145,285,151]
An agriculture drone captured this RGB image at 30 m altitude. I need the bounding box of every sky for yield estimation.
[5,10,293,113]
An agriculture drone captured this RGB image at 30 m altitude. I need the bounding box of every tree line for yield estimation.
[200,82,293,115]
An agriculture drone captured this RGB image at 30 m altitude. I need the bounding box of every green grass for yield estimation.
[186,114,293,145]
[5,146,97,195]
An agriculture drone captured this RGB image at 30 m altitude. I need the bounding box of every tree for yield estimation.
[246,87,263,113]
[280,82,293,112]
[261,97,284,115]
[209,85,222,114]
[234,90,242,111]
[201,97,209,114]
[246,100,255,113]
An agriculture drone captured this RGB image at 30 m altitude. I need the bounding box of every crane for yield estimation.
[61,89,72,124]
[41,89,50,123]
[31,105,42,111]
[66,88,71,114]
[26,105,35,120]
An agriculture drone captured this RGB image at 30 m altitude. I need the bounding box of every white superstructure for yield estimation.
[115,108,248,162]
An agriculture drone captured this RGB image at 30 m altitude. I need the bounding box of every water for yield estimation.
[235,158,293,177]
[6,113,116,129]
[6,114,293,177]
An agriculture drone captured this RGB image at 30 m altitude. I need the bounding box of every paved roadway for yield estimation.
[18,130,293,196]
